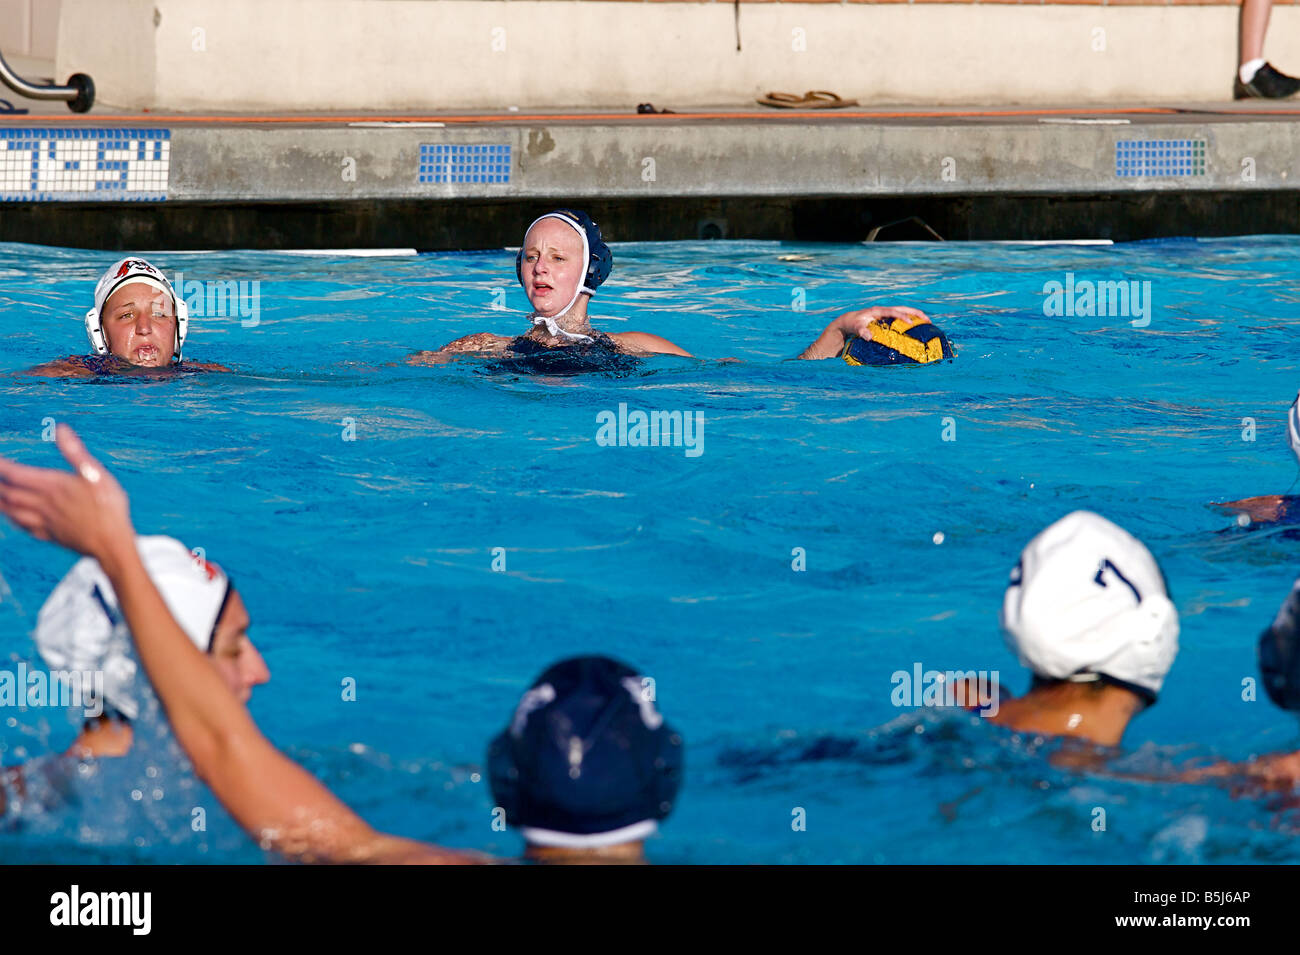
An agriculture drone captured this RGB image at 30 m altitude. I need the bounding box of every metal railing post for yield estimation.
[0,48,94,112]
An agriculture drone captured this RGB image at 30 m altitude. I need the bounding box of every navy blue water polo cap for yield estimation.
[488,655,683,848]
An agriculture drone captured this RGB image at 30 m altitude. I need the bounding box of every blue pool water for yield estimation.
[2,236,1300,863]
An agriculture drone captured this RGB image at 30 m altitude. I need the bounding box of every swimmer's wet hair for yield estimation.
[1027,672,1155,707]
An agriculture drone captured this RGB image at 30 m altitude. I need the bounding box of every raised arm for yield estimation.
[796,306,932,360]
[0,427,484,865]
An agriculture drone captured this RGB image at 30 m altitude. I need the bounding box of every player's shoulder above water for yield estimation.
[606,331,693,358]
[21,356,99,379]
[20,356,230,378]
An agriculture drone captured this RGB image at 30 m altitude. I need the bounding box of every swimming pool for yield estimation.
[1,236,1299,864]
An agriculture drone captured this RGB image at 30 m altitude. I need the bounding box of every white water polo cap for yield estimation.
[1288,390,1300,467]
[1000,511,1179,703]
[34,536,230,720]
[85,257,189,359]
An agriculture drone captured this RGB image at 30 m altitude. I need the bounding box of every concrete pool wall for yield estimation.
[51,0,1300,111]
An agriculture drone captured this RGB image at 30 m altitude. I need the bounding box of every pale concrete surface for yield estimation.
[48,0,1300,111]
[7,18,1300,247]
[0,0,62,60]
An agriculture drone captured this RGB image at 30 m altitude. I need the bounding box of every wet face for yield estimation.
[521,219,586,318]
[208,588,270,704]
[101,282,178,367]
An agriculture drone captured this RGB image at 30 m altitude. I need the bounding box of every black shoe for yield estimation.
[1234,62,1300,99]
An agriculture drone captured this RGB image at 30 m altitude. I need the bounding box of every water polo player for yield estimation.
[0,537,267,816]
[797,307,955,365]
[37,536,268,757]
[0,426,684,864]
[1172,575,1300,790]
[991,511,1179,748]
[407,209,692,369]
[1213,390,1300,525]
[26,257,229,378]
[1218,576,1300,787]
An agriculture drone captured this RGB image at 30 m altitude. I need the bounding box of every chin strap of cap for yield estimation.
[530,313,594,343]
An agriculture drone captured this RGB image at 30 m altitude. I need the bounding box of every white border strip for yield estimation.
[519,819,658,849]
[137,249,418,256]
[280,249,418,256]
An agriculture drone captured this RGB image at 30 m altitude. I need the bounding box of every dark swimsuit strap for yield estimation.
[510,330,616,351]
[70,354,189,375]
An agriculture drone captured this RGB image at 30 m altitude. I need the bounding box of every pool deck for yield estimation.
[5,56,1300,247]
